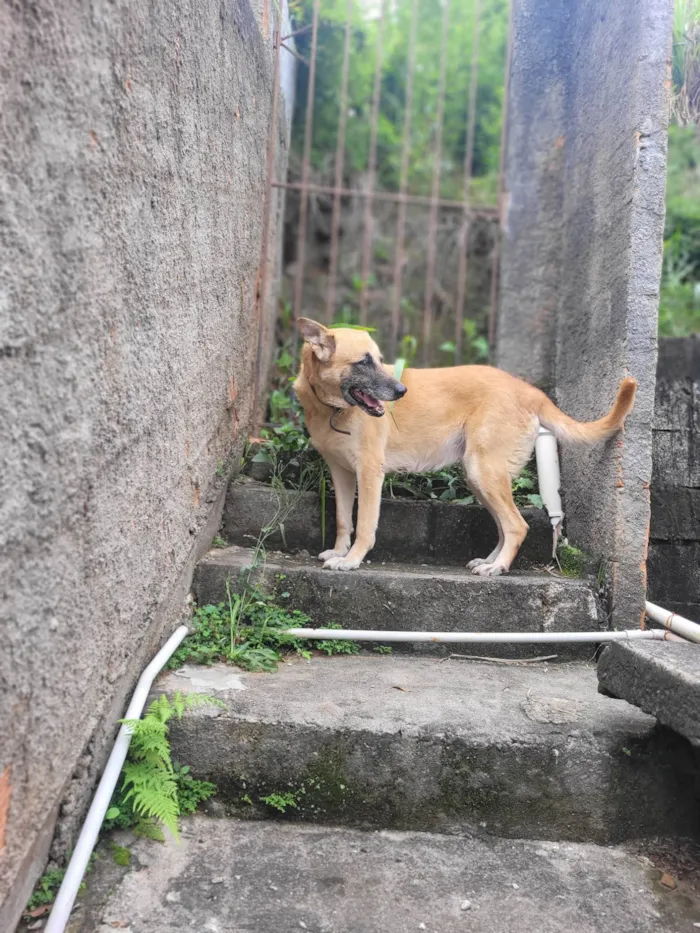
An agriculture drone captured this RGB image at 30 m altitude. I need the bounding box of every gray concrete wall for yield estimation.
[648,336,700,621]
[496,0,570,391]
[498,0,673,625]
[0,1,291,927]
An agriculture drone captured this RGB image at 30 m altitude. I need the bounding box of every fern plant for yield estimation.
[107,692,225,841]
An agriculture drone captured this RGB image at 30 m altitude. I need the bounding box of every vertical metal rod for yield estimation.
[422,0,451,366]
[326,0,353,324]
[292,0,321,363]
[487,0,513,362]
[253,29,282,430]
[454,0,481,364]
[358,0,387,325]
[389,0,419,360]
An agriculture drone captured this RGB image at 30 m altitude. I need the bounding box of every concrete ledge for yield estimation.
[193,547,601,659]
[72,817,693,933]
[160,659,698,845]
[598,641,700,746]
[223,480,553,568]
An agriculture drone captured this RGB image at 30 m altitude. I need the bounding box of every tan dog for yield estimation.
[294,318,636,575]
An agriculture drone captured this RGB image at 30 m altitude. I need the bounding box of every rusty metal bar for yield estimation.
[488,0,514,362]
[252,29,283,431]
[454,0,481,364]
[272,180,498,214]
[358,0,387,325]
[325,0,353,324]
[282,22,315,41]
[280,42,309,67]
[422,0,451,366]
[291,0,321,363]
[389,0,419,360]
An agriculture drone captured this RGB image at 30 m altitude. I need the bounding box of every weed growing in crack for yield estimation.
[168,581,360,673]
[262,790,302,813]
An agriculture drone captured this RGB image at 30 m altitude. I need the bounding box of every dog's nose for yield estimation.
[394,382,407,399]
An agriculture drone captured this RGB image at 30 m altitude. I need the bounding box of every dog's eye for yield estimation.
[354,353,374,367]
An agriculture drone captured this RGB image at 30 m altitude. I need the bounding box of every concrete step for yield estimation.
[160,658,697,845]
[72,817,697,933]
[223,479,553,569]
[598,641,700,746]
[193,546,600,660]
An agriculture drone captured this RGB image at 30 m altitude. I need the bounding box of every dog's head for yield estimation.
[297,318,407,417]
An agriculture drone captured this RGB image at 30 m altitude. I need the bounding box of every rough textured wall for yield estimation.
[648,337,700,621]
[497,0,570,391]
[498,0,673,625]
[0,0,290,927]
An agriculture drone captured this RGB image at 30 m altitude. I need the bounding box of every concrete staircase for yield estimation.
[198,479,602,660]
[75,479,700,932]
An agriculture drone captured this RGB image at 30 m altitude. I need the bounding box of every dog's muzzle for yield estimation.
[343,379,407,417]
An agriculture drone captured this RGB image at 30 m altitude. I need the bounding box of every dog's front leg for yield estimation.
[323,464,382,571]
[319,460,356,562]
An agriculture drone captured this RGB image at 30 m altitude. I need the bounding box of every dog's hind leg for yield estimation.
[319,460,357,562]
[464,453,529,576]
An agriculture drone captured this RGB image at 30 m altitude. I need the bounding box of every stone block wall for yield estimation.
[648,336,700,621]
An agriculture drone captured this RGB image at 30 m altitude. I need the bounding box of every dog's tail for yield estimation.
[536,377,637,445]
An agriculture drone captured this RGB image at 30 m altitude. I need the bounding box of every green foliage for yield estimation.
[262,791,301,812]
[103,693,223,842]
[290,0,507,202]
[250,345,329,493]
[556,541,586,578]
[110,843,132,867]
[672,0,700,126]
[660,126,700,337]
[439,319,489,364]
[315,622,361,656]
[24,858,95,915]
[212,535,228,549]
[169,582,360,671]
[373,645,393,654]
[173,764,217,816]
[26,870,73,911]
[662,9,700,337]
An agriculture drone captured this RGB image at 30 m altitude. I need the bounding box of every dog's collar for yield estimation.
[310,383,351,436]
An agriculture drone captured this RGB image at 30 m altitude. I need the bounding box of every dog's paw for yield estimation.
[467,558,489,570]
[318,548,349,562]
[322,554,362,571]
[470,561,507,577]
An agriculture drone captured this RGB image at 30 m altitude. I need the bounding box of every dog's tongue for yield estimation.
[357,390,381,409]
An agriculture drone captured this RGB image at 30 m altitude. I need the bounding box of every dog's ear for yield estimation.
[297,317,336,362]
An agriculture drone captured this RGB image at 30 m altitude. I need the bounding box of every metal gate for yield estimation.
[255,0,512,410]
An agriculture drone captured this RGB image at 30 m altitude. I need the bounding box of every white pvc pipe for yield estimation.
[45,625,189,933]
[535,425,697,647]
[645,601,700,644]
[287,628,680,644]
[535,425,564,533]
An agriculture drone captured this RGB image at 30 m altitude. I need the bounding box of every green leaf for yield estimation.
[328,323,377,332]
[393,357,407,381]
[105,807,120,821]
[526,494,544,509]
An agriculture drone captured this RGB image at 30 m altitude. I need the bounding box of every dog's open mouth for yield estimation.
[349,387,385,417]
